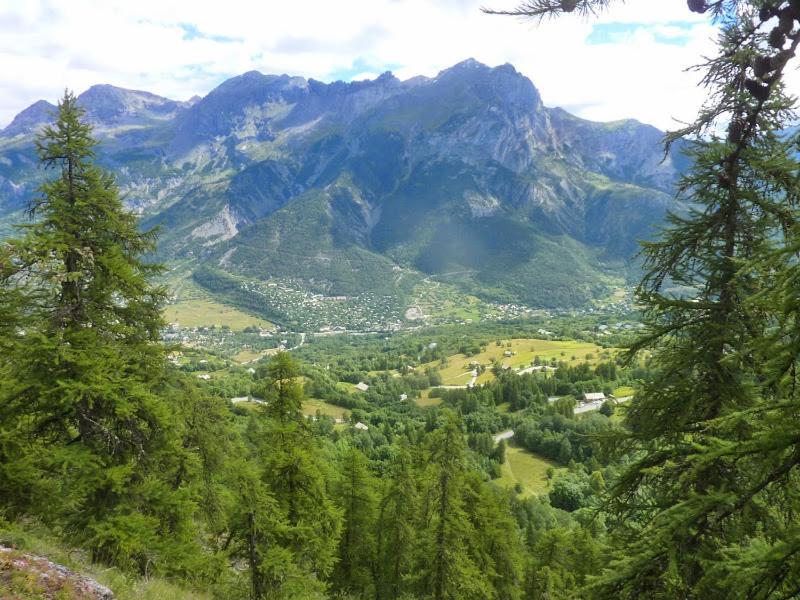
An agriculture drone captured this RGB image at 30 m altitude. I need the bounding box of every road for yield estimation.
[288,332,306,351]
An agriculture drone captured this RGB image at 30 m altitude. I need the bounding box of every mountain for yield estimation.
[0,59,684,317]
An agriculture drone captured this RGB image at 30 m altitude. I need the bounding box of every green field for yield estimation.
[416,388,442,408]
[613,385,636,397]
[233,349,265,363]
[495,445,562,497]
[164,299,274,330]
[303,399,349,420]
[426,337,614,386]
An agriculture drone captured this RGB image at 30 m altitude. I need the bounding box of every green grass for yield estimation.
[415,389,442,408]
[613,385,635,397]
[495,445,563,497]
[163,298,274,331]
[303,399,348,420]
[425,337,614,386]
[233,349,264,363]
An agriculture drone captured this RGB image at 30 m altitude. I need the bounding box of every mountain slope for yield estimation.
[0,59,683,317]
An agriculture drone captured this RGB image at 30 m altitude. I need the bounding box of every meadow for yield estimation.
[426,337,614,386]
[164,298,274,330]
[495,444,563,497]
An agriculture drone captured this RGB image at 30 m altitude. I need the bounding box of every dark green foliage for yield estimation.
[578,3,800,598]
[245,352,342,598]
[548,470,591,512]
[331,444,378,597]
[0,92,192,572]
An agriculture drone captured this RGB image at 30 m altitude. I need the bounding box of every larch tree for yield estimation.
[486,0,800,597]
[375,441,421,600]
[249,352,342,598]
[331,443,378,597]
[414,410,491,600]
[0,90,184,570]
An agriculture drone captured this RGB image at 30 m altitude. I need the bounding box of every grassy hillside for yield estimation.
[424,337,613,386]
[495,445,563,497]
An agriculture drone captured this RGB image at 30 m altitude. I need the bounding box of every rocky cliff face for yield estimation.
[0,59,683,307]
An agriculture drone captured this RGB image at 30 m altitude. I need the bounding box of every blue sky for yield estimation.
[0,0,737,130]
[586,21,697,45]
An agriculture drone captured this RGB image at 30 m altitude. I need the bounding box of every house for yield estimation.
[354,422,369,431]
[582,392,606,403]
[355,382,369,392]
[503,350,513,357]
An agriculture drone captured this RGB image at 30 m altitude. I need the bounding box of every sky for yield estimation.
[0,0,782,131]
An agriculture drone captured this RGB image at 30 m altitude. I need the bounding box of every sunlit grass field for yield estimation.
[424,337,614,386]
[163,298,274,331]
[303,399,349,420]
[415,388,443,408]
[495,444,563,497]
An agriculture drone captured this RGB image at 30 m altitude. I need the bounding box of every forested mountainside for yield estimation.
[0,59,686,309]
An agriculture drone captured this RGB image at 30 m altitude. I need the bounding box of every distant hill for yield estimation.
[0,59,686,312]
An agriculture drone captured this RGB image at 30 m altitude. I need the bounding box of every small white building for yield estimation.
[355,382,369,392]
[197,374,211,381]
[400,393,408,401]
[582,392,606,403]
[354,422,369,431]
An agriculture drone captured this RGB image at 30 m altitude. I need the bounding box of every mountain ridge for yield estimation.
[0,58,683,315]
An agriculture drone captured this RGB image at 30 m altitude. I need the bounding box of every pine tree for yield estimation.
[488,1,800,597]
[414,410,491,600]
[467,478,524,600]
[375,441,420,600]
[0,91,182,570]
[249,352,341,597]
[331,443,378,597]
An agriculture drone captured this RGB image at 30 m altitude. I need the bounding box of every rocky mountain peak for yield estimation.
[75,84,182,127]
[1,99,56,136]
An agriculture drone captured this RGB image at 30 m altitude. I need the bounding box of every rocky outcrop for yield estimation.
[0,546,114,599]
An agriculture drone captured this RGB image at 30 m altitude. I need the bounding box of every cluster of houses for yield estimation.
[596,322,642,336]
[239,279,407,333]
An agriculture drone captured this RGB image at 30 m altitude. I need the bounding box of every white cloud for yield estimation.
[0,0,791,131]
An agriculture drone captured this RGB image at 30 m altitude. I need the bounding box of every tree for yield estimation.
[375,442,420,600]
[331,444,378,597]
[250,352,341,597]
[0,91,184,571]
[488,1,800,597]
[414,410,492,600]
[467,478,525,600]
